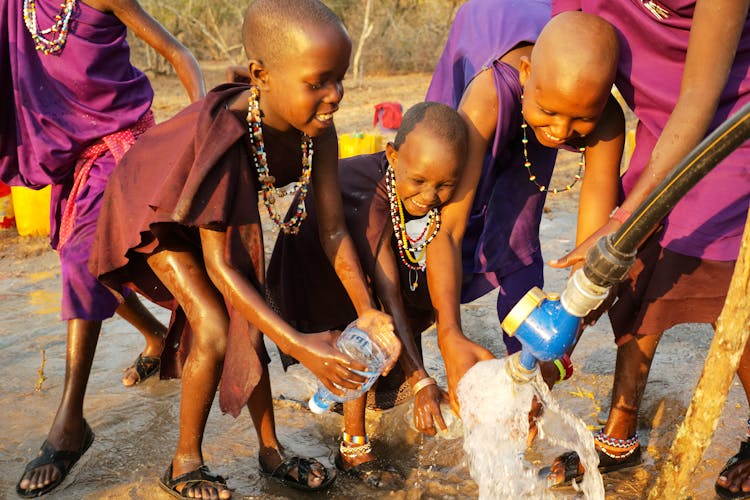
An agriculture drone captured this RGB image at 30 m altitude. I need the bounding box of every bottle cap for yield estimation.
[308,395,329,415]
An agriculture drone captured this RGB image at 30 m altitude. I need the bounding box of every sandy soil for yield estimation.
[0,64,746,499]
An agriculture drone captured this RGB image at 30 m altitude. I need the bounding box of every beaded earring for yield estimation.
[521,121,584,194]
[385,164,441,291]
[23,0,77,55]
[247,86,313,235]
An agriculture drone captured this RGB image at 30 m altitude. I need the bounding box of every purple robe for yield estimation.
[0,0,154,320]
[425,0,555,352]
[553,0,750,260]
[1,0,153,188]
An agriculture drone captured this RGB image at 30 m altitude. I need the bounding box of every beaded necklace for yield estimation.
[385,165,441,291]
[521,121,584,194]
[246,86,313,235]
[23,0,77,55]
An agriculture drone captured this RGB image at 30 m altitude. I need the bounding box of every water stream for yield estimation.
[458,358,605,499]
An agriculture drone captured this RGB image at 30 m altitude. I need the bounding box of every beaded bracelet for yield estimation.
[609,206,632,224]
[553,354,574,384]
[339,441,372,457]
[412,376,437,395]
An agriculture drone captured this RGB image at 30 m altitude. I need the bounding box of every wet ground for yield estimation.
[1,70,747,499]
[2,197,746,499]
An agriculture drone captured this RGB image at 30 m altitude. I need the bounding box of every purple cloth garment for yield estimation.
[1,0,153,188]
[426,0,555,299]
[553,0,750,260]
[0,0,154,320]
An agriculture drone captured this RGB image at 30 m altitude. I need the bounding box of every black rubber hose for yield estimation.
[610,101,750,255]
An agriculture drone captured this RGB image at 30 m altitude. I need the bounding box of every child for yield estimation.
[2,0,205,496]
[545,0,750,493]
[423,0,624,409]
[89,0,399,497]
[266,101,469,488]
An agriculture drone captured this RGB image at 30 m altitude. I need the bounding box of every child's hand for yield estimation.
[548,219,620,269]
[412,385,450,436]
[294,331,369,396]
[439,333,495,415]
[355,310,401,376]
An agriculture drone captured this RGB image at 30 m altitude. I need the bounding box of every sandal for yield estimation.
[158,464,228,499]
[16,419,95,498]
[541,436,642,487]
[716,440,750,499]
[260,455,336,492]
[123,353,160,386]
[335,452,404,489]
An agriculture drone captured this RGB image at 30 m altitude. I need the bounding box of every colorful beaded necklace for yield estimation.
[23,0,77,55]
[246,86,313,235]
[385,164,441,291]
[521,121,584,194]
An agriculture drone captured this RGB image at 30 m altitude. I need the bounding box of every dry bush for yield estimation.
[130,0,464,76]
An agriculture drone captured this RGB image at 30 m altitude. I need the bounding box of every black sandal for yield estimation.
[541,442,642,487]
[158,464,228,499]
[716,440,750,499]
[334,452,404,489]
[260,455,336,492]
[123,353,160,386]
[16,420,95,498]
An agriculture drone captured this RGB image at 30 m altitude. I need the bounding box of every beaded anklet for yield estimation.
[594,430,640,459]
[340,432,372,457]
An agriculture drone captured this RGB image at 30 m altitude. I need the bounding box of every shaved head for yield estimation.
[393,101,468,158]
[529,11,619,106]
[242,0,349,67]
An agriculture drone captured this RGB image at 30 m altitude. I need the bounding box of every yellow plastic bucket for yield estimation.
[11,186,51,237]
[339,133,384,158]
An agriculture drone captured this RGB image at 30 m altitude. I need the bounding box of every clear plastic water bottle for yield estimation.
[405,402,464,439]
[308,322,389,414]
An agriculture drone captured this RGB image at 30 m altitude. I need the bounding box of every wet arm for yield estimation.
[372,229,447,433]
[427,69,496,343]
[198,227,367,392]
[100,0,206,102]
[312,128,400,369]
[426,70,498,409]
[575,96,623,245]
[550,95,624,268]
[372,228,428,387]
[618,0,748,218]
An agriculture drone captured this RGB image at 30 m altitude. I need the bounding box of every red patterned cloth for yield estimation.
[58,110,155,249]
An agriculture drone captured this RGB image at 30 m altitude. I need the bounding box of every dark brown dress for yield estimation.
[266,152,434,409]
[90,84,307,416]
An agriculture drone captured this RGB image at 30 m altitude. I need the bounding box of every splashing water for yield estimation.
[457,358,604,499]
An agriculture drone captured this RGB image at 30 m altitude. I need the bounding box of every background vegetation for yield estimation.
[131,0,465,77]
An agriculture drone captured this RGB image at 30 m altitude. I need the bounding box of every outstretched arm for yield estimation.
[372,227,448,435]
[549,94,624,268]
[199,227,367,395]
[312,128,400,373]
[95,0,206,102]
[553,0,749,268]
[620,0,748,217]
[426,69,497,411]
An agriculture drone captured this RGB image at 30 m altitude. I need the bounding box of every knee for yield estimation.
[190,312,229,359]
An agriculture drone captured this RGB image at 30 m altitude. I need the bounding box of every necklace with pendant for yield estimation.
[247,86,313,235]
[385,164,440,291]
